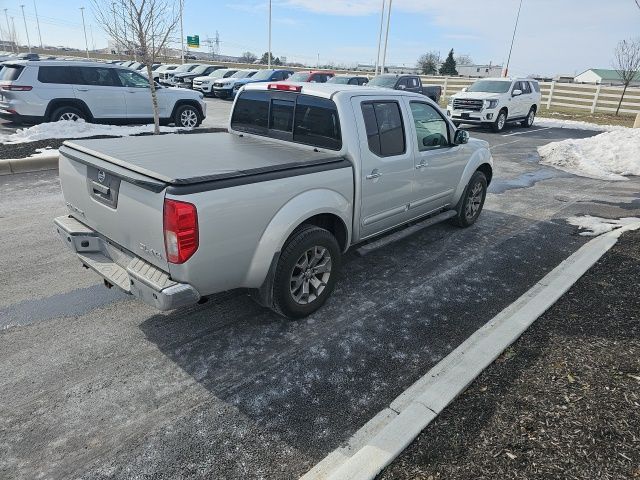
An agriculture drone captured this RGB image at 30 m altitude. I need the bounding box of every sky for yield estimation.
[0,0,638,76]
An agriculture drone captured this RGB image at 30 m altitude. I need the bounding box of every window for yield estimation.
[409,77,419,88]
[116,69,150,88]
[78,67,120,87]
[409,102,449,151]
[531,81,540,93]
[348,78,358,85]
[520,81,532,94]
[270,99,294,132]
[0,65,24,81]
[293,95,341,150]
[361,101,405,157]
[231,91,342,150]
[476,67,480,73]
[512,81,522,93]
[38,66,74,84]
[397,78,409,89]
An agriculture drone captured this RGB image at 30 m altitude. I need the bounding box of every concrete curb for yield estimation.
[302,221,640,480]
[0,154,59,176]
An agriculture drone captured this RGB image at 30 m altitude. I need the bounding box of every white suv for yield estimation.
[446,77,541,132]
[0,60,206,127]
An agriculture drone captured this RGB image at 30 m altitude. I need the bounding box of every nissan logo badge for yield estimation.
[97,170,106,183]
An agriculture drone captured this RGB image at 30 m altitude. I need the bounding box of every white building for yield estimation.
[457,64,503,78]
[574,68,640,86]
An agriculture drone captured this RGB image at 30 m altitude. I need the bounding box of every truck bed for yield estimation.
[60,132,346,186]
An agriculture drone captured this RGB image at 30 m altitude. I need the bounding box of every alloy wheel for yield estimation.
[59,112,81,121]
[289,246,332,305]
[180,109,198,128]
[465,181,484,220]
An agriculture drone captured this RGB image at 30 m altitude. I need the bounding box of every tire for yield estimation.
[452,171,488,227]
[50,106,87,123]
[272,225,342,319]
[521,107,536,127]
[491,109,507,132]
[174,104,201,128]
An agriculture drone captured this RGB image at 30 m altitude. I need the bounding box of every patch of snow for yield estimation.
[0,120,186,144]
[538,129,640,181]
[28,147,59,158]
[536,117,628,132]
[567,215,640,236]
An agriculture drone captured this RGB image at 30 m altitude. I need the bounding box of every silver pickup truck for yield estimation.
[54,82,493,318]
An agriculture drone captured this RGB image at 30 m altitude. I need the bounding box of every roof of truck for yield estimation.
[243,81,424,100]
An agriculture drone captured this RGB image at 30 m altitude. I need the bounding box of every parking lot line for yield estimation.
[501,127,552,137]
[488,139,522,150]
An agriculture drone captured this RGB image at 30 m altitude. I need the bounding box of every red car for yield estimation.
[286,70,335,83]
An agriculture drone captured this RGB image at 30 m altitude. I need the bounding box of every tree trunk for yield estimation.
[145,59,161,134]
[615,83,628,116]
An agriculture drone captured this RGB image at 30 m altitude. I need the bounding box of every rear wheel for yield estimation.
[492,109,507,132]
[452,171,488,227]
[174,104,201,128]
[50,106,87,123]
[272,225,341,318]
[521,107,536,127]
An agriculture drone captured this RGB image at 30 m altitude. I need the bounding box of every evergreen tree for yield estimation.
[439,49,458,76]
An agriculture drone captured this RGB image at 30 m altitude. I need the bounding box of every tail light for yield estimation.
[0,84,33,91]
[268,83,302,92]
[163,199,198,264]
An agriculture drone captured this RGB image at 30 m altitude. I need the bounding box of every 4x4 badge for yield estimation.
[97,170,106,183]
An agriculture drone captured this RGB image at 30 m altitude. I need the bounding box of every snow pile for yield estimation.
[538,129,640,181]
[567,215,640,236]
[0,120,186,144]
[28,147,58,158]
[536,117,627,132]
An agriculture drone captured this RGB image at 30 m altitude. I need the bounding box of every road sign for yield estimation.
[187,35,199,48]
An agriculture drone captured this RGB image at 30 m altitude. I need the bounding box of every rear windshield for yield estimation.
[367,76,397,87]
[231,90,342,150]
[0,65,24,81]
[327,76,351,84]
[288,72,310,82]
[467,80,512,93]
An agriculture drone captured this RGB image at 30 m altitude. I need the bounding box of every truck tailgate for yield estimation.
[58,147,168,270]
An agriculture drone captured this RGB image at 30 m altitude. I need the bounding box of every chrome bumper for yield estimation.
[54,215,200,310]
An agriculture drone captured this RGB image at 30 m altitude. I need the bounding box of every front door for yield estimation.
[115,69,163,119]
[509,81,526,117]
[353,97,415,239]
[405,99,468,216]
[72,67,127,120]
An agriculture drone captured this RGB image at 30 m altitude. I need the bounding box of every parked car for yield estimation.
[54,82,492,318]
[368,74,441,103]
[184,54,197,60]
[192,68,239,96]
[149,64,178,82]
[159,63,201,85]
[174,64,224,89]
[0,60,206,127]
[327,75,369,86]
[211,69,257,99]
[286,70,334,83]
[446,77,541,132]
[231,68,293,96]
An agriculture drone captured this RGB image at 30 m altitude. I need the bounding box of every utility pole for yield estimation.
[80,7,89,58]
[374,0,385,75]
[504,0,523,77]
[11,16,18,52]
[20,5,31,53]
[179,0,184,64]
[380,0,393,74]
[4,9,15,53]
[33,0,42,48]
[268,0,272,68]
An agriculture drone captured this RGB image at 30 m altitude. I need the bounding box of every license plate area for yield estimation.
[461,112,471,119]
[86,166,121,209]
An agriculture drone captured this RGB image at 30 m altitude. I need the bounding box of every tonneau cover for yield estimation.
[61,132,344,185]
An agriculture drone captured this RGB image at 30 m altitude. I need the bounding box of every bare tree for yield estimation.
[239,51,257,64]
[93,0,180,133]
[455,54,474,66]
[417,51,440,75]
[612,38,640,115]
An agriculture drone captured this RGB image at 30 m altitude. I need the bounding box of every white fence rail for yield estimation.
[420,75,640,114]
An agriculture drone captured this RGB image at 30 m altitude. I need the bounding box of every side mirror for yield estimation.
[461,87,467,92]
[454,129,469,145]
[398,84,406,90]
[512,89,522,96]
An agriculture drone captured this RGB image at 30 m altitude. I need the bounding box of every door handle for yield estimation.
[415,162,429,169]
[76,88,89,92]
[366,169,382,180]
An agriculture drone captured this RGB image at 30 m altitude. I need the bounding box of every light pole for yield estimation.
[11,16,18,52]
[4,9,15,53]
[380,0,393,74]
[179,0,184,64]
[268,0,272,68]
[504,0,523,77]
[19,5,31,53]
[33,0,42,48]
[374,0,385,75]
[80,7,89,58]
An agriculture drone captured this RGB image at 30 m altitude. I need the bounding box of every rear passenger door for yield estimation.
[72,67,127,119]
[352,97,415,238]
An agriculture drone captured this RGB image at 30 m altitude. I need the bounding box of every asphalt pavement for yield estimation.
[1,122,639,479]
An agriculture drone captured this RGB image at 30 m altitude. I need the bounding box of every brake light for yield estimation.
[163,199,199,264]
[268,83,302,92]
[0,85,33,91]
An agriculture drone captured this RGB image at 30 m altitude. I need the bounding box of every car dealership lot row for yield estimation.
[2,124,639,479]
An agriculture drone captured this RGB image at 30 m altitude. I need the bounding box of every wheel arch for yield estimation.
[170,99,204,121]
[45,99,94,122]
[452,147,494,206]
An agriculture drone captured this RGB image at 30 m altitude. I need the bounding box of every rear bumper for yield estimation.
[54,215,200,310]
[0,108,44,124]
